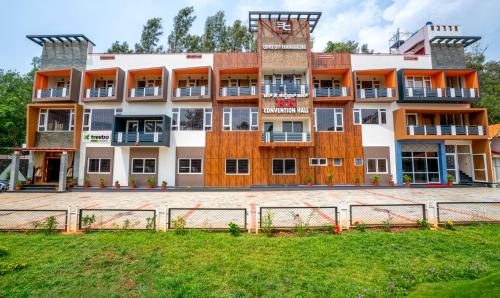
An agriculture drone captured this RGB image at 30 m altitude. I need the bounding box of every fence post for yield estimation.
[339,202,350,230]
[68,205,79,232]
[156,205,167,232]
[426,201,439,227]
[251,203,259,234]
[165,206,170,231]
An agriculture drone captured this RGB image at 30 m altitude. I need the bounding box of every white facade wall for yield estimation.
[351,54,432,71]
[79,53,213,186]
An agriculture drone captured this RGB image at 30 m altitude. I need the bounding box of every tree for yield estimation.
[360,44,373,54]
[107,41,133,54]
[0,58,38,153]
[202,11,228,52]
[465,44,499,124]
[226,20,255,52]
[167,6,197,53]
[135,18,164,53]
[324,40,373,54]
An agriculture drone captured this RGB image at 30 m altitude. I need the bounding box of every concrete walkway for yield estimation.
[0,188,498,210]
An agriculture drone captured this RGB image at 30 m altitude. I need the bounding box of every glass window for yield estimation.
[90,109,114,131]
[353,109,361,125]
[380,109,387,124]
[272,159,296,175]
[315,108,343,131]
[333,158,342,166]
[204,108,212,131]
[361,109,379,124]
[223,108,258,131]
[180,108,204,130]
[309,158,327,166]
[225,159,249,174]
[46,110,71,131]
[87,158,111,173]
[144,120,162,133]
[178,159,203,174]
[366,158,387,173]
[88,159,100,173]
[354,158,363,166]
[132,158,156,174]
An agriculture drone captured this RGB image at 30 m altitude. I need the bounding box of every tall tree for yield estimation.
[202,11,228,52]
[226,20,254,52]
[465,44,499,124]
[360,43,374,54]
[107,41,133,54]
[135,18,164,53]
[0,58,38,153]
[167,6,196,53]
[324,40,373,54]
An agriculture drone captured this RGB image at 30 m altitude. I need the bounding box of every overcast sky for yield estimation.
[1,0,499,73]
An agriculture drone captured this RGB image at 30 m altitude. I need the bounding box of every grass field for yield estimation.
[0,225,499,297]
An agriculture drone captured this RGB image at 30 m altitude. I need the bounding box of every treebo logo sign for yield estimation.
[83,132,111,144]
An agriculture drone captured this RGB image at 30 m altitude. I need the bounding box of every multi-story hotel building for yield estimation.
[10,11,494,191]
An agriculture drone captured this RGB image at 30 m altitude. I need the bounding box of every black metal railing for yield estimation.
[406,125,484,136]
[79,209,156,230]
[437,202,500,224]
[445,88,479,98]
[350,204,426,227]
[0,209,68,231]
[168,208,247,230]
[113,132,164,144]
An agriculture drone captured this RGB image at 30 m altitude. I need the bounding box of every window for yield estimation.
[38,109,74,132]
[87,158,111,174]
[333,158,342,166]
[359,109,387,125]
[366,158,388,174]
[82,109,119,131]
[171,108,211,131]
[283,121,303,132]
[178,158,203,174]
[314,108,343,131]
[309,158,327,166]
[131,158,156,174]
[272,159,296,175]
[144,120,163,133]
[353,109,361,125]
[405,76,431,89]
[223,107,258,131]
[225,159,249,175]
[354,158,363,166]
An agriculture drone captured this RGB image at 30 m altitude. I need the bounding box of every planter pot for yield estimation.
[99,184,105,189]
[84,184,90,188]
[389,181,395,187]
[115,185,120,189]
[147,184,154,189]
[355,182,360,186]
[405,182,411,187]
[327,183,333,187]
[372,182,380,186]
[130,184,136,189]
[161,184,167,190]
[16,186,22,191]
[307,182,312,187]
[448,182,453,186]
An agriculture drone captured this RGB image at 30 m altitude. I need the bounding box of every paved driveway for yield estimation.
[0,188,498,210]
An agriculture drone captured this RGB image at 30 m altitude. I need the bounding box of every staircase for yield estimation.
[459,171,474,184]
[20,184,58,192]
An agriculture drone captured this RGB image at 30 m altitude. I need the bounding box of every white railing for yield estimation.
[313,87,348,97]
[35,88,68,99]
[130,87,161,98]
[261,84,309,96]
[405,87,443,98]
[220,86,257,97]
[406,125,484,136]
[175,86,208,97]
[446,88,479,98]
[262,132,311,143]
[86,87,114,98]
[357,88,393,99]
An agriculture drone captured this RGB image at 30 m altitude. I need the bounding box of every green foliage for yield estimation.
[168,6,197,52]
[354,221,367,232]
[172,216,187,235]
[261,210,273,237]
[98,178,104,185]
[146,177,154,185]
[81,215,96,232]
[146,216,156,231]
[41,216,58,234]
[417,219,431,230]
[324,40,373,53]
[0,247,7,257]
[466,43,499,124]
[371,175,380,183]
[0,261,27,276]
[447,174,454,182]
[408,272,500,297]
[228,222,240,237]
[382,216,393,232]
[444,220,456,231]
[135,18,164,53]
[403,175,412,183]
[107,41,133,54]
[202,11,227,52]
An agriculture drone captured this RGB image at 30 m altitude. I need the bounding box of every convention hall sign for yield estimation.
[262,93,309,114]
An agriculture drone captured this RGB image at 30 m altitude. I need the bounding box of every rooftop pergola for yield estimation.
[26,34,95,46]
[248,11,322,33]
[429,35,481,47]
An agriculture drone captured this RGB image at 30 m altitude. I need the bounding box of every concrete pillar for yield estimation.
[338,201,350,230]
[73,151,80,180]
[9,151,20,191]
[27,151,34,181]
[66,206,79,232]
[58,151,68,192]
[426,201,439,227]
[157,206,167,231]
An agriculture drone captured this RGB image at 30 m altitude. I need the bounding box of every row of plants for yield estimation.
[82,177,168,189]
[305,174,456,187]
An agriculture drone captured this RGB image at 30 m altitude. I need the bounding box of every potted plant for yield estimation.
[129,177,137,189]
[354,177,360,186]
[403,175,412,187]
[306,176,313,186]
[326,173,334,186]
[25,177,32,185]
[388,175,395,186]
[15,181,22,191]
[98,178,105,189]
[72,177,78,186]
[371,175,380,186]
[161,180,167,190]
[447,174,454,187]
[83,177,91,188]
[114,180,120,189]
[147,177,154,189]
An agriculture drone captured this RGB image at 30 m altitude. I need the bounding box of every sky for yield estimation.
[1,0,499,73]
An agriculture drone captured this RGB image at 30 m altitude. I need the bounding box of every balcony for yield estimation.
[111,115,170,147]
[445,88,479,99]
[261,84,309,96]
[82,67,124,102]
[220,86,257,97]
[312,68,353,102]
[33,68,81,103]
[354,69,397,102]
[217,67,258,102]
[262,132,311,142]
[172,66,212,102]
[393,107,489,140]
[404,87,444,98]
[126,67,168,102]
[444,69,480,101]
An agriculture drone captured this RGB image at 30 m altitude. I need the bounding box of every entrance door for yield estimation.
[472,153,488,182]
[45,158,60,183]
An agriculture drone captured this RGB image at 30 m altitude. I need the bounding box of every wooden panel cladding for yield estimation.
[214,53,259,69]
[311,53,351,70]
[471,139,494,183]
[26,103,83,149]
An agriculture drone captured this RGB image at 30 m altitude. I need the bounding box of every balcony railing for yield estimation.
[405,87,443,98]
[261,84,309,95]
[130,87,161,98]
[406,125,485,136]
[86,87,115,98]
[262,132,311,143]
[113,132,164,144]
[313,87,349,97]
[219,86,257,97]
[446,88,479,98]
[175,86,208,97]
[35,88,68,99]
[356,88,394,99]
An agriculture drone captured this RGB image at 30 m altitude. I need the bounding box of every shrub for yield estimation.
[261,210,274,237]
[306,176,312,183]
[42,216,58,234]
[292,213,307,236]
[228,222,240,237]
[147,177,154,185]
[371,175,380,183]
[403,175,412,183]
[447,174,454,183]
[445,220,455,230]
[417,219,431,230]
[146,216,156,231]
[84,177,91,186]
[129,177,136,185]
[172,216,187,235]
[326,173,333,184]
[81,215,96,232]
[98,178,105,185]
[382,216,393,232]
[354,221,366,232]
[354,177,360,184]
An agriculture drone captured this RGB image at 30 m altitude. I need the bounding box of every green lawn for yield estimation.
[0,225,499,297]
